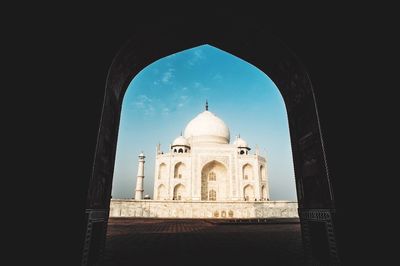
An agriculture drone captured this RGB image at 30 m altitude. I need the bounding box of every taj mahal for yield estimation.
[110,102,298,219]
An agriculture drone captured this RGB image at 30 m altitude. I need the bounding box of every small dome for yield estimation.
[172,136,190,147]
[184,110,230,144]
[234,136,248,148]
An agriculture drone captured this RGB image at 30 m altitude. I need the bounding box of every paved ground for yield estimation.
[100,218,305,266]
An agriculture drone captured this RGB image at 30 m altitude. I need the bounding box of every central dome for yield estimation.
[184,110,230,144]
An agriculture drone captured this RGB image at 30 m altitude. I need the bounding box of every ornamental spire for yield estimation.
[205,99,208,111]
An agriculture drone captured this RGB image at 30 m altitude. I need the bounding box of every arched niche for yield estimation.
[174,162,185,179]
[157,184,166,200]
[201,160,227,201]
[242,163,253,180]
[243,184,255,201]
[158,163,167,179]
[173,184,185,200]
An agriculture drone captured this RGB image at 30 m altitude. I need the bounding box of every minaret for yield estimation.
[156,143,161,155]
[134,152,145,200]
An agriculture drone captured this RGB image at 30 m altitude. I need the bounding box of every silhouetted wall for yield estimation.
[32,5,366,265]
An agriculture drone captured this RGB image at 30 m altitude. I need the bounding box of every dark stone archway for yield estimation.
[82,19,340,265]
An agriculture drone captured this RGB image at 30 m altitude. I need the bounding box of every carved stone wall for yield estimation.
[109,199,298,219]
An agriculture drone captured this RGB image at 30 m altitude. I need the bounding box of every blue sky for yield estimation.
[112,45,296,200]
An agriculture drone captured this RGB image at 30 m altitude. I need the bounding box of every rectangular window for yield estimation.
[209,172,216,181]
[209,190,216,200]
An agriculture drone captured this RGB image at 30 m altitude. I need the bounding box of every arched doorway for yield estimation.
[201,160,227,201]
[173,184,185,200]
[243,184,255,201]
[158,163,167,180]
[82,20,339,265]
[174,162,185,179]
[260,165,266,181]
[261,185,267,201]
[242,163,253,180]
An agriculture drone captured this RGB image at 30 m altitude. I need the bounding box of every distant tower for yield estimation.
[134,152,145,200]
[156,143,161,155]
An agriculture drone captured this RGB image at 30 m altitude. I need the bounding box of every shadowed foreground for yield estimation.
[100,218,305,266]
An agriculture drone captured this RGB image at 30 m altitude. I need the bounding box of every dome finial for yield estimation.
[205,99,208,111]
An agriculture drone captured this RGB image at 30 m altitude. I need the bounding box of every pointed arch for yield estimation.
[173,184,185,200]
[84,20,341,264]
[201,160,227,201]
[261,185,267,200]
[243,184,255,201]
[174,162,185,179]
[260,165,266,180]
[243,163,253,180]
[157,184,166,200]
[158,163,167,179]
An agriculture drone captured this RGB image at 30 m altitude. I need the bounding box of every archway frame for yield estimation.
[158,163,167,180]
[157,184,166,200]
[82,21,339,265]
[174,162,185,179]
[243,184,255,201]
[200,160,228,201]
[173,183,185,200]
[242,163,254,180]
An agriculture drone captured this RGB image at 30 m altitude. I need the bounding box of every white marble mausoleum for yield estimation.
[110,102,298,218]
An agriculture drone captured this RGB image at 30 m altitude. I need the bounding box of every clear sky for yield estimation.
[112,45,296,201]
